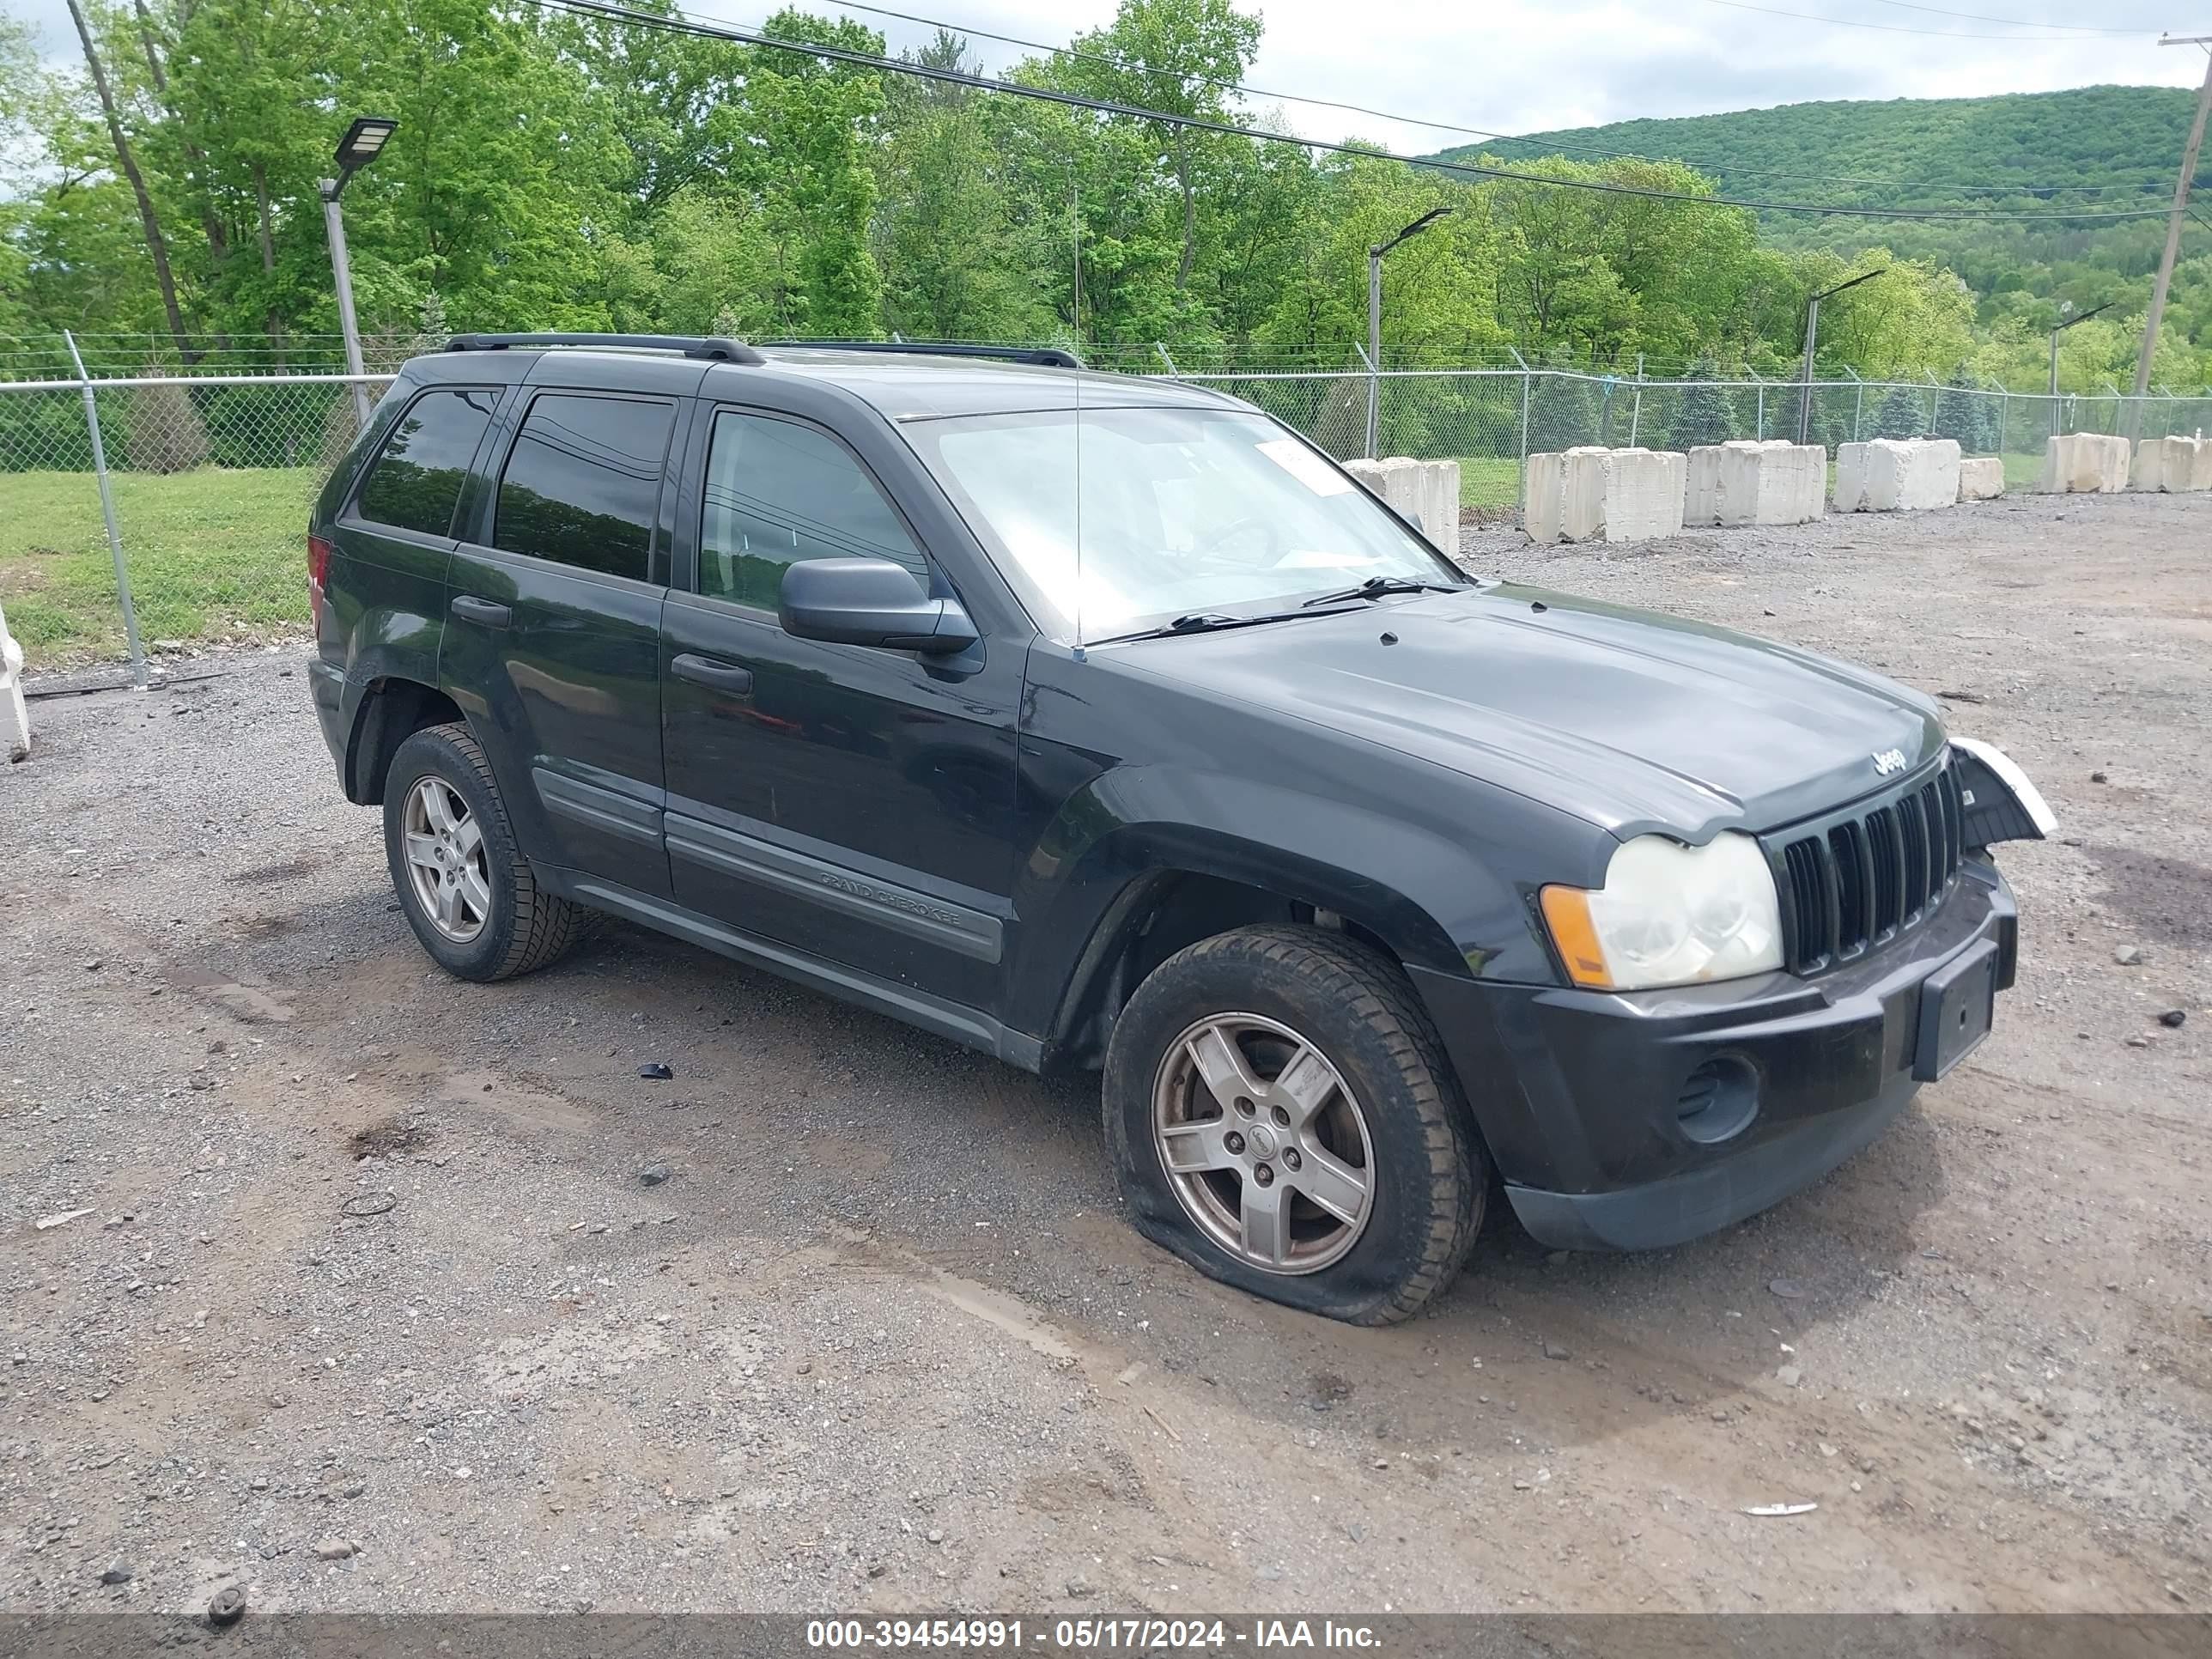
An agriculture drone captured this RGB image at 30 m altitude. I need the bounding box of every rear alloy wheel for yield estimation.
[381,722,596,982]
[400,775,491,945]
[1103,925,1485,1324]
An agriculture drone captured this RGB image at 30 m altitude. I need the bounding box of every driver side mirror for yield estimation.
[780,557,979,655]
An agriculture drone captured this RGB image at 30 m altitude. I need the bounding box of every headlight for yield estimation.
[1540,832,1784,992]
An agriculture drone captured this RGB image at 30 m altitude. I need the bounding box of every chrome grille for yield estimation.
[1766,756,1966,974]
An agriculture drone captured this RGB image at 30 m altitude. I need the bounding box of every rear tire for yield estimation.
[381,722,593,981]
[1103,925,1485,1324]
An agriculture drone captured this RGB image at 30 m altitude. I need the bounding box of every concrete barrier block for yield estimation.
[1686,445,1726,526]
[1346,456,1462,551]
[2132,435,2209,492]
[0,601,27,763]
[1687,440,1825,526]
[1835,439,1960,512]
[1956,457,2004,501]
[1523,447,1604,544]
[1524,447,1686,544]
[2039,433,2130,494]
[1599,448,1686,542]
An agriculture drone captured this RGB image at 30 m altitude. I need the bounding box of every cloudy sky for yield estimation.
[9,0,2207,155]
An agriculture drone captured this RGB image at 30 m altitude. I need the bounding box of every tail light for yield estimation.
[307,533,334,629]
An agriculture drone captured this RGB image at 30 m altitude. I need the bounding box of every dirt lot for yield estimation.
[3,490,2209,1617]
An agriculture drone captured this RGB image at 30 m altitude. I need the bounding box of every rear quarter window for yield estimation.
[353,388,499,538]
[493,392,677,582]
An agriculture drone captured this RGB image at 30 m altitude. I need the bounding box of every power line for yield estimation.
[1695,0,2157,37]
[810,0,2167,195]
[526,0,2179,222]
[1860,0,2152,32]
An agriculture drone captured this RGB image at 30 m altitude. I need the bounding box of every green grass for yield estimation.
[1449,457,1523,510]
[0,466,318,667]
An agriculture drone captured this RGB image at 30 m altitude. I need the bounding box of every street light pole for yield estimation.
[2126,35,2212,440]
[321,182,372,430]
[1796,267,1885,444]
[1365,206,1451,459]
[321,116,398,434]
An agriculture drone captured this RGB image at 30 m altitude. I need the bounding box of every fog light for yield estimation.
[1676,1056,1759,1146]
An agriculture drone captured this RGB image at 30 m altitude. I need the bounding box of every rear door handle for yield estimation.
[451,595,512,629]
[671,653,754,696]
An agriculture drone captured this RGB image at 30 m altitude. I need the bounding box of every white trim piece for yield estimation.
[1953,737,2058,836]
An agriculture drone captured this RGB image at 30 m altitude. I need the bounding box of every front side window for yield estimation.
[906,406,1460,642]
[493,393,676,581]
[698,410,928,609]
[354,388,497,538]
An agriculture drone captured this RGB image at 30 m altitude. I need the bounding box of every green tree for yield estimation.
[1933,366,1997,453]
[1672,357,1737,447]
[1042,0,1261,298]
[873,33,1057,341]
[1871,380,1929,440]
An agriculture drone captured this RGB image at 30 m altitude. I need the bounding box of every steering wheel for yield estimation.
[1194,513,1291,566]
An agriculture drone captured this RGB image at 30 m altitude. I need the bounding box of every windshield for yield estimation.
[906,405,1463,643]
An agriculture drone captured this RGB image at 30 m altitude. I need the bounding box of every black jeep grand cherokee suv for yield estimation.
[309,333,2052,1324]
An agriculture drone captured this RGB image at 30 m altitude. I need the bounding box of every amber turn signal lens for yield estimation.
[1539,885,1614,989]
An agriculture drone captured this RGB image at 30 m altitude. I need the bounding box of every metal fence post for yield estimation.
[1153,342,1177,375]
[63,331,148,690]
[1508,347,1532,462]
[1629,354,1644,447]
[1355,342,1378,460]
[1996,386,2009,459]
[1847,368,1864,442]
[1750,370,1765,441]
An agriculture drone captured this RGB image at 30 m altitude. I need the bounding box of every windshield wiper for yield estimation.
[1090,605,1363,646]
[1301,574,1467,607]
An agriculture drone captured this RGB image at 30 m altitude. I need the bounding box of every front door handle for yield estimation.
[671,653,755,696]
[451,595,512,629]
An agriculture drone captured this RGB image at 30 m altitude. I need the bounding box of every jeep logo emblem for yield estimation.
[1872,748,1908,775]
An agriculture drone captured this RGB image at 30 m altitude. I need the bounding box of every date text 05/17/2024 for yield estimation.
[805,1619,1385,1650]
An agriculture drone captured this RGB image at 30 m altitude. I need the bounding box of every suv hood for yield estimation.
[1113,584,1946,842]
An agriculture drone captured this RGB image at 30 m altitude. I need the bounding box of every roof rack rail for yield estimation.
[758,340,1086,371]
[444,332,766,365]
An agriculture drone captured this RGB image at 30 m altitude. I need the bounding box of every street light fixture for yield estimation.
[333,116,398,182]
[321,115,398,429]
[1365,206,1452,458]
[2049,299,2116,435]
[1796,267,1886,444]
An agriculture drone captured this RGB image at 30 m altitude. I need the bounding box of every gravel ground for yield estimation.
[3,489,2209,1617]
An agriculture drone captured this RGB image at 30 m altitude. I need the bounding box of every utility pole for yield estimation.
[1365,206,1451,458]
[1797,267,1886,444]
[2127,36,2212,438]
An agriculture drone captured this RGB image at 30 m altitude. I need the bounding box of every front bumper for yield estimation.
[1409,861,2017,1251]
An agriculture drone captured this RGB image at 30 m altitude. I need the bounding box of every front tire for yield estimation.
[1103,926,1486,1324]
[381,722,592,981]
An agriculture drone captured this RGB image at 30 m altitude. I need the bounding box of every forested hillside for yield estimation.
[3,1,2206,394]
[1435,86,2212,388]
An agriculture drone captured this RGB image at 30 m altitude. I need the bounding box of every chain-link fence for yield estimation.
[0,369,390,676]
[3,356,2209,677]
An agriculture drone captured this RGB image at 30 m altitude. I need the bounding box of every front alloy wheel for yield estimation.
[1103,925,1486,1325]
[1152,1012,1375,1274]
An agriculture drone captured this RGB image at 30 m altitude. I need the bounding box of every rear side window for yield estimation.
[699,410,927,609]
[493,393,676,582]
[354,388,498,537]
